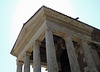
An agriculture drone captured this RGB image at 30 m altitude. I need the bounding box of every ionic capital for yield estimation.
[16,60,23,65]
[34,40,41,46]
[80,39,88,44]
[63,34,72,40]
[25,51,31,56]
[45,26,54,32]
[63,34,67,40]
[80,40,91,48]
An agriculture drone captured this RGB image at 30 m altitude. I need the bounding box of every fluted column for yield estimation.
[33,41,41,72]
[24,51,31,72]
[45,28,58,72]
[65,37,81,72]
[81,41,98,72]
[17,60,23,72]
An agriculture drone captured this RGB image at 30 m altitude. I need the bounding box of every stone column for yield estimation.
[17,60,23,72]
[24,51,31,72]
[65,37,81,72]
[33,41,41,72]
[45,28,58,72]
[81,41,98,72]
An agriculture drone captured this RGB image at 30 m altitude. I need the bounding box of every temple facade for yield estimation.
[10,6,100,72]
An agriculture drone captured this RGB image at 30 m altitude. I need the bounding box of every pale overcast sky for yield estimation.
[0,0,100,72]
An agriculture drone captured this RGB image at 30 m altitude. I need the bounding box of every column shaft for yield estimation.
[33,41,41,72]
[65,37,81,72]
[24,52,30,72]
[17,61,22,72]
[81,42,98,72]
[45,29,58,72]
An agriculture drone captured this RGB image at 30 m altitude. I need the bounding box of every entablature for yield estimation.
[11,6,100,58]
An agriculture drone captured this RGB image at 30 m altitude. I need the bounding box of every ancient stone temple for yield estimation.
[10,6,100,72]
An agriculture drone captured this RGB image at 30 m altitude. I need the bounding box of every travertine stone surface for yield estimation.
[17,61,23,72]
[81,41,98,72]
[45,28,58,72]
[65,37,81,72]
[10,6,100,72]
[33,41,41,72]
[90,48,100,70]
[24,52,31,72]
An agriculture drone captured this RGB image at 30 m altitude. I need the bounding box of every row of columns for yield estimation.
[16,28,98,72]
